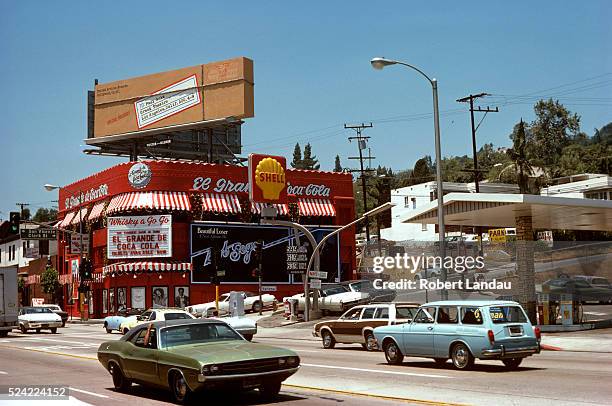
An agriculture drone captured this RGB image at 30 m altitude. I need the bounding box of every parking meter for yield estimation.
[229,291,245,317]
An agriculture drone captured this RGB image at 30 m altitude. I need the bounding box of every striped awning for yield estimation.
[251,202,289,216]
[102,261,192,276]
[298,198,336,217]
[70,208,88,225]
[200,193,241,214]
[88,201,107,222]
[58,212,76,228]
[106,191,191,215]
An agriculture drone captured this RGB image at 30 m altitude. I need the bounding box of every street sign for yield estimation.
[261,285,277,292]
[31,298,44,306]
[307,270,327,279]
[70,233,90,255]
[216,270,226,277]
[309,279,321,289]
[20,228,57,240]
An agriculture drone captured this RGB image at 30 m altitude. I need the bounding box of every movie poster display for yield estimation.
[190,223,339,284]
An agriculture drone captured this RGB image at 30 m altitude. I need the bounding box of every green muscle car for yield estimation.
[97,319,299,404]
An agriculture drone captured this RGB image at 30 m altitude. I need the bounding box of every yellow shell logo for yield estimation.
[255,157,286,200]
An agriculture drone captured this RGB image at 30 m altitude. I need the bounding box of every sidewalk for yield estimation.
[541,328,612,352]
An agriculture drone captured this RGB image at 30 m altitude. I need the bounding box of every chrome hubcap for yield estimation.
[454,347,468,368]
[387,344,397,360]
[323,333,331,346]
[366,336,377,351]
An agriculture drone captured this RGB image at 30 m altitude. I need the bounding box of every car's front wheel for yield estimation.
[252,301,263,313]
[19,325,27,334]
[110,363,131,392]
[502,358,523,369]
[50,328,57,334]
[321,330,335,349]
[451,343,474,370]
[170,371,192,404]
[384,340,404,365]
[259,380,282,400]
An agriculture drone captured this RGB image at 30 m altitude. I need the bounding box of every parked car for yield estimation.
[187,292,278,317]
[542,278,612,304]
[313,302,419,351]
[120,309,195,334]
[341,280,397,302]
[211,316,257,341]
[284,285,370,314]
[97,319,300,403]
[373,300,540,370]
[573,275,612,289]
[37,304,68,327]
[17,306,63,334]
[103,309,143,334]
[413,267,441,281]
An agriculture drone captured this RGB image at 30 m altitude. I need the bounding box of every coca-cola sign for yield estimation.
[192,177,330,197]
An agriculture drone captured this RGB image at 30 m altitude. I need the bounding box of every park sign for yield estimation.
[248,153,288,204]
[20,228,57,240]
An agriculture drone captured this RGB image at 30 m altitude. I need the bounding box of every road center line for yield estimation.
[69,387,109,398]
[301,363,452,379]
[0,371,7,375]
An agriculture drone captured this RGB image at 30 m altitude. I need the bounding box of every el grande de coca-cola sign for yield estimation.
[192,177,330,197]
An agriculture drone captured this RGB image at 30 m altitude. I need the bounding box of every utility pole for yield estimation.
[16,203,30,219]
[345,123,374,243]
[456,93,499,256]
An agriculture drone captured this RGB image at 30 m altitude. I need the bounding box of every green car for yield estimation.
[97,318,300,403]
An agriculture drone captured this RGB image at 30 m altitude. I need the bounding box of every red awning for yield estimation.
[251,202,289,216]
[298,198,336,216]
[58,212,76,228]
[102,261,192,275]
[70,208,88,225]
[106,191,191,215]
[88,201,107,222]
[200,193,241,214]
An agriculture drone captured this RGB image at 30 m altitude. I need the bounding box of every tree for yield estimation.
[334,155,343,172]
[507,120,535,193]
[33,208,58,223]
[290,143,303,169]
[527,99,581,177]
[301,143,320,170]
[21,208,31,221]
[40,266,61,304]
[410,156,434,184]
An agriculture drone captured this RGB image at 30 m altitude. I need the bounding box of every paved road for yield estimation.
[1,324,611,405]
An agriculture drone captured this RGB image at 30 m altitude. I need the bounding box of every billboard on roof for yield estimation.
[92,57,254,138]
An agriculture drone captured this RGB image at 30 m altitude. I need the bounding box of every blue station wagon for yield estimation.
[373,300,540,370]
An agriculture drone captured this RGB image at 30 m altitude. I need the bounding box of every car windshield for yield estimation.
[164,313,192,320]
[161,323,242,347]
[25,308,52,314]
[396,306,417,319]
[574,280,591,288]
[489,306,528,324]
[322,286,347,296]
[350,281,372,292]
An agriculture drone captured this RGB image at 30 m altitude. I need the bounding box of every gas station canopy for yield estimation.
[403,193,612,231]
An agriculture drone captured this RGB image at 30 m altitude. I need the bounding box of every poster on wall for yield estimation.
[102,289,108,313]
[131,287,146,310]
[109,288,115,314]
[152,286,168,307]
[174,286,189,308]
[107,215,172,259]
[117,288,127,312]
[190,223,339,284]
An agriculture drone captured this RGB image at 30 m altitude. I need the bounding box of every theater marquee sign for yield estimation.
[107,215,172,259]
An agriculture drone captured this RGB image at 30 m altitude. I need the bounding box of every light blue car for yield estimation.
[103,311,139,333]
[373,300,540,370]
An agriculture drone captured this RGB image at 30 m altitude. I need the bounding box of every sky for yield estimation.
[1,1,610,220]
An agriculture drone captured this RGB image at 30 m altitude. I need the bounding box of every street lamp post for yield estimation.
[45,183,86,320]
[370,57,448,299]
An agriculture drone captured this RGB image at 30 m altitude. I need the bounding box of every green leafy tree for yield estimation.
[33,208,58,223]
[40,266,61,303]
[301,143,320,170]
[290,143,303,169]
[334,155,343,172]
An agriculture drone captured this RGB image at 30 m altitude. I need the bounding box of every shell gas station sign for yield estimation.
[248,154,288,204]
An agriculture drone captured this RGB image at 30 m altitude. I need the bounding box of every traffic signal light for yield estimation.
[8,212,20,234]
[253,240,263,265]
[79,258,93,280]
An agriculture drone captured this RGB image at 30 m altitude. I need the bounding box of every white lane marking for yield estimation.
[69,387,109,398]
[301,363,452,379]
[15,337,96,345]
[0,371,7,375]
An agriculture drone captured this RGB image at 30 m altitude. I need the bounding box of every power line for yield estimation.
[346,123,373,242]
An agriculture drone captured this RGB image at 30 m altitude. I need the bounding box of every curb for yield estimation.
[540,344,563,351]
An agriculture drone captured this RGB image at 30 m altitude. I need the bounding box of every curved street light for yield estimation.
[370,57,448,299]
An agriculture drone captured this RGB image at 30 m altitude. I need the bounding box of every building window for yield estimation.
[586,191,610,200]
[404,196,410,208]
[411,197,417,209]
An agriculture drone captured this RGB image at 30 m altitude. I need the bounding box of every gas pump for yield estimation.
[560,294,574,326]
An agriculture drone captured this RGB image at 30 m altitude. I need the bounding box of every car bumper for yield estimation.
[235,327,258,336]
[22,321,62,329]
[480,343,541,359]
[197,366,299,384]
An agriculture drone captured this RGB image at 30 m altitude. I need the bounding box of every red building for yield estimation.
[54,160,355,318]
